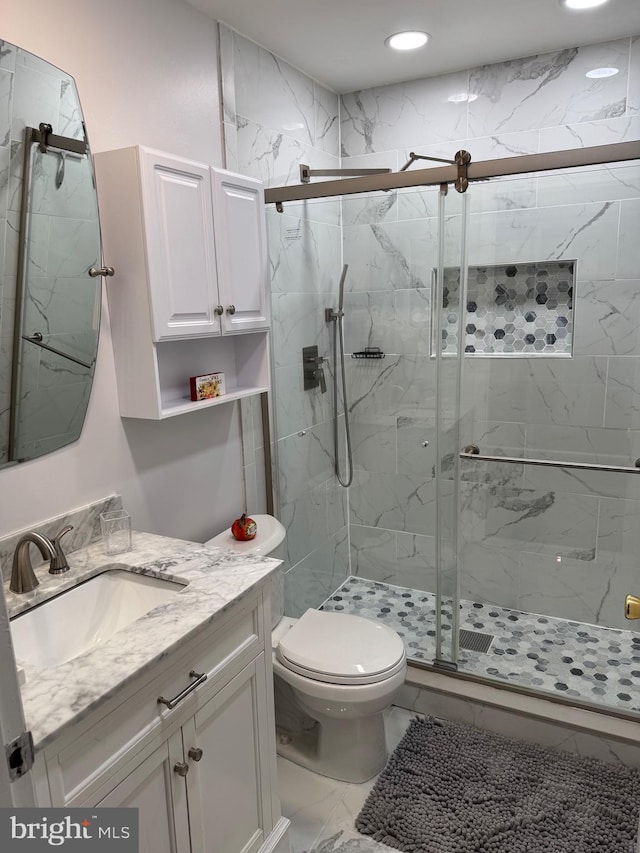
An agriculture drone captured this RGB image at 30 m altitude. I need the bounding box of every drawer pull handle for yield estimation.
[188,747,203,762]
[214,305,224,316]
[226,304,236,315]
[158,670,207,710]
[174,762,189,777]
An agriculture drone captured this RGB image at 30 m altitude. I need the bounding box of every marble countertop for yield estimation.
[4,531,280,751]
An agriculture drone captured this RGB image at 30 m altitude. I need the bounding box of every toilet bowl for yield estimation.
[206,515,407,783]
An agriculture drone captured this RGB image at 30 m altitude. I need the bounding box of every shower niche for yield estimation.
[435,260,576,357]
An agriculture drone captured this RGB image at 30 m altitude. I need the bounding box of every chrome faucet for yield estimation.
[9,526,73,593]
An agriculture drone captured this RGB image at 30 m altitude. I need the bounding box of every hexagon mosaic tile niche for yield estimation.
[435,261,575,356]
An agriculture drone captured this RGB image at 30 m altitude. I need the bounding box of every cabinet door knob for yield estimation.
[174,762,189,777]
[226,305,236,315]
[214,305,224,316]
[188,747,203,762]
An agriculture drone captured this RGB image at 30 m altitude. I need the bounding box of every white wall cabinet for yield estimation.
[95,146,271,419]
[34,588,290,853]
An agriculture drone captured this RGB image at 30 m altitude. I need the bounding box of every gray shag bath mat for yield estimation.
[356,716,640,853]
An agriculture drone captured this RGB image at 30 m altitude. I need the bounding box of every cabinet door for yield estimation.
[184,655,272,853]
[212,169,270,335]
[98,733,191,853]
[141,148,220,341]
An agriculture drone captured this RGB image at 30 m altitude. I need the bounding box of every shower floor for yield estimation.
[320,577,640,716]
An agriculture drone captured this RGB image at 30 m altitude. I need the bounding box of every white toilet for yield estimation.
[205,515,407,783]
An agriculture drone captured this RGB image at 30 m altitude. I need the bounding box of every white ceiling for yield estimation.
[186,0,640,93]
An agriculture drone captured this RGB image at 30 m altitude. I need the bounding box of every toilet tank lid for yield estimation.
[205,514,286,556]
[277,608,405,679]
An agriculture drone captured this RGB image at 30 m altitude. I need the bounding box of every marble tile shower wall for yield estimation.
[340,36,640,631]
[219,25,349,615]
[0,42,96,463]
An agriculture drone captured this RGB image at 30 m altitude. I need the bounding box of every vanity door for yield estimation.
[98,731,190,853]
[184,655,272,853]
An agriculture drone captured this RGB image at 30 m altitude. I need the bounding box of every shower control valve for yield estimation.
[303,345,328,393]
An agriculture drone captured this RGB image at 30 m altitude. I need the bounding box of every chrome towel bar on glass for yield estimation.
[460,444,640,474]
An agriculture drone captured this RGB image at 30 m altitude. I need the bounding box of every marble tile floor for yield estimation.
[320,576,640,716]
[277,706,414,853]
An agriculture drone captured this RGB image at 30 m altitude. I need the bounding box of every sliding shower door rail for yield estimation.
[264,140,640,205]
[460,445,640,474]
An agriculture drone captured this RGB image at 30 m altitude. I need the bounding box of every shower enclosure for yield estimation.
[265,140,640,720]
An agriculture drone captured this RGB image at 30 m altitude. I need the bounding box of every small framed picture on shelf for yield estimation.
[190,372,226,401]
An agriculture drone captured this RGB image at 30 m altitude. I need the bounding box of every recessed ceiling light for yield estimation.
[561,0,608,10]
[385,31,429,51]
[448,92,479,103]
[586,66,619,78]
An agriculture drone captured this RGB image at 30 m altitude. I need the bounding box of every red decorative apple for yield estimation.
[231,513,257,541]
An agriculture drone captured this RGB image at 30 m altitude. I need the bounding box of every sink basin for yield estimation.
[11,570,186,668]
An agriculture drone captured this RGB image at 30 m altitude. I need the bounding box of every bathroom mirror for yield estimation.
[0,39,102,468]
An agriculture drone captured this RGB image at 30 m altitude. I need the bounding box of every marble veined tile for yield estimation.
[271,292,332,370]
[393,288,431,356]
[597,496,640,570]
[351,416,397,475]
[629,36,640,116]
[467,200,619,281]
[277,421,333,506]
[281,485,329,569]
[237,116,338,188]
[274,363,326,440]
[343,219,436,293]
[605,357,640,429]
[0,68,11,149]
[347,355,436,422]
[234,33,315,148]
[517,552,636,631]
[349,470,438,536]
[267,210,341,295]
[218,24,236,124]
[574,279,640,356]
[468,39,629,138]
[617,199,640,280]
[340,70,469,157]
[341,151,399,227]
[536,162,640,209]
[350,524,397,581]
[47,218,100,277]
[459,480,600,559]
[11,62,62,140]
[343,290,396,356]
[539,114,640,151]
[284,529,349,617]
[313,81,339,156]
[462,356,608,428]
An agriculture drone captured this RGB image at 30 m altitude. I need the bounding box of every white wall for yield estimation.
[0,0,245,544]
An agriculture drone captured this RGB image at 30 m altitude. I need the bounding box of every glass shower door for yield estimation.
[433,183,470,669]
[454,157,640,716]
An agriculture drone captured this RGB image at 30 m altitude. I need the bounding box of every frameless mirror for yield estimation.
[0,39,102,468]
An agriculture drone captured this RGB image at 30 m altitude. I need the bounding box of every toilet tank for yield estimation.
[205,514,286,629]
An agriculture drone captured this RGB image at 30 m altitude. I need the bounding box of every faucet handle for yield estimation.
[49,525,73,575]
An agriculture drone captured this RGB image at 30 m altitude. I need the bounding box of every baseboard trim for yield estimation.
[259,816,291,853]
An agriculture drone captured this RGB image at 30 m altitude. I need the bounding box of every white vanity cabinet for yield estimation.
[33,587,290,853]
[94,147,270,419]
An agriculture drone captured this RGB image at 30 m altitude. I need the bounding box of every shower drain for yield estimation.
[459,629,495,654]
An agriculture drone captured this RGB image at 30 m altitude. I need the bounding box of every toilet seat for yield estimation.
[276,608,406,686]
